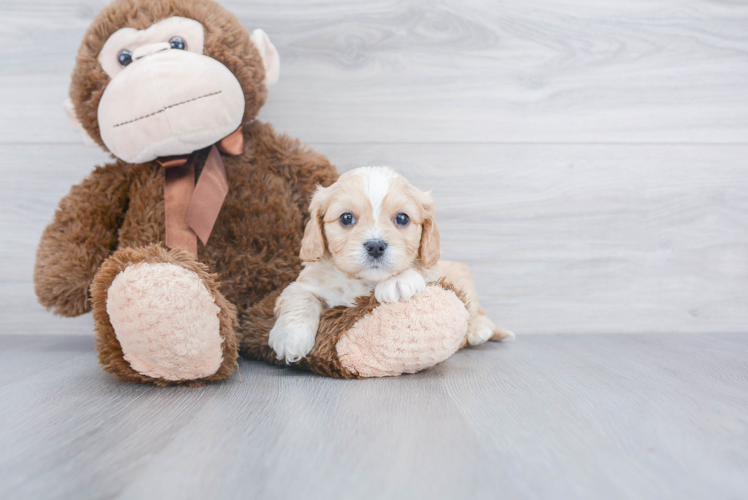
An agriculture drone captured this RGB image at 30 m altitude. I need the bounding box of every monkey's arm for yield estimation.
[250,121,338,220]
[34,163,131,317]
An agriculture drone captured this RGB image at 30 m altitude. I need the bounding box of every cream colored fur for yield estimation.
[270,167,513,364]
[106,262,224,380]
[436,261,516,343]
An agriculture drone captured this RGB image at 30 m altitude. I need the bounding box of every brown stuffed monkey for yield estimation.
[34,0,472,386]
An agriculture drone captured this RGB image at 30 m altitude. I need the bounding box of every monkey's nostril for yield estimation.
[364,239,388,259]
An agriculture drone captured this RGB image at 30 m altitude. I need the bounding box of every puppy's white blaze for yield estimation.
[364,226,384,241]
[351,166,398,220]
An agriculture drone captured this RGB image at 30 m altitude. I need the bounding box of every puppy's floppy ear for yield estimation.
[300,186,328,262]
[418,191,441,268]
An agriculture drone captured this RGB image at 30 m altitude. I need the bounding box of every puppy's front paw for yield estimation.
[268,319,316,364]
[375,269,427,303]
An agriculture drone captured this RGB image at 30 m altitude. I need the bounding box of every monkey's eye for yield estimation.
[117,50,133,67]
[395,213,410,226]
[169,37,186,50]
[339,213,355,226]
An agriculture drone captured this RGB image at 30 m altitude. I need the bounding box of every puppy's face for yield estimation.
[300,167,440,281]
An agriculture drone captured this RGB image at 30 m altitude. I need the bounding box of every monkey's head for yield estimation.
[65,0,279,164]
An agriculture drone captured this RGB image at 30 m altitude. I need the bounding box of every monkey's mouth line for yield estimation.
[112,90,223,128]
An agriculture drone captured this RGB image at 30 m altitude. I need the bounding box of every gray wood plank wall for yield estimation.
[1,0,747,335]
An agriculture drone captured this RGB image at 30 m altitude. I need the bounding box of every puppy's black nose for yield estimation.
[364,239,388,259]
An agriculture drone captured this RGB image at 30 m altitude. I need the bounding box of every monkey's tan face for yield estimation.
[308,167,438,281]
[96,17,244,163]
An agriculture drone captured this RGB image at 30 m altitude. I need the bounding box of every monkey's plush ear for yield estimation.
[250,29,280,86]
[63,98,97,147]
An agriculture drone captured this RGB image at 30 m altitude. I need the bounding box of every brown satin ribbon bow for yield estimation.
[157,127,244,258]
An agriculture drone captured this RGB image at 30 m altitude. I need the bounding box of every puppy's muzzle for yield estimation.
[364,239,388,259]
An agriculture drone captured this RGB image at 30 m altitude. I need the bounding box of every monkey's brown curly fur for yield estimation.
[34,0,339,384]
[35,119,338,384]
[91,244,238,386]
[35,0,471,385]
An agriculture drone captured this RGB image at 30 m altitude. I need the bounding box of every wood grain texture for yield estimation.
[3,143,747,335]
[0,1,746,335]
[1,0,748,144]
[0,334,746,499]
[1,3,746,499]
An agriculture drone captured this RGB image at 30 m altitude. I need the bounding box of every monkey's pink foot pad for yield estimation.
[336,286,469,377]
[106,262,224,380]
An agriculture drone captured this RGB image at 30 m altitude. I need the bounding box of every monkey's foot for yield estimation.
[107,262,224,380]
[330,283,469,378]
[91,245,238,386]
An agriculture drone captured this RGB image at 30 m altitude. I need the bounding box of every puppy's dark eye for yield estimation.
[118,50,133,67]
[340,213,355,226]
[169,37,186,50]
[395,213,410,226]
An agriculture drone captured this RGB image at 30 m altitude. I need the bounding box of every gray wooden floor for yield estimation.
[1,334,747,500]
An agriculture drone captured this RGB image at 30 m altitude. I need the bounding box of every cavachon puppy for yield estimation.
[269,166,514,363]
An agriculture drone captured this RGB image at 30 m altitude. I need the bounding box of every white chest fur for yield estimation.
[295,260,376,308]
